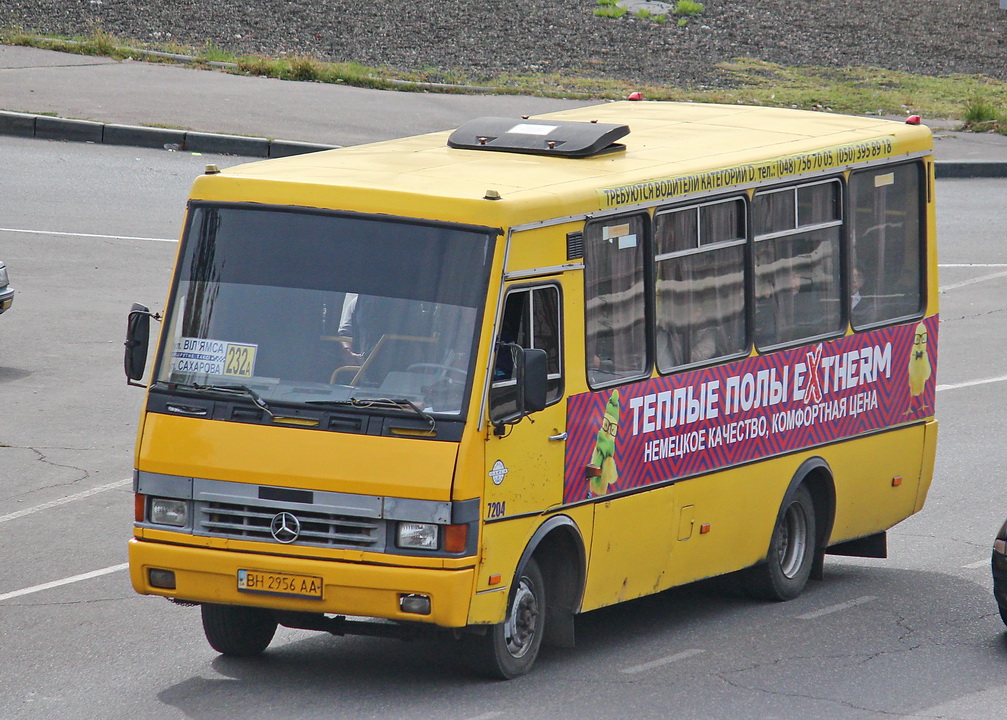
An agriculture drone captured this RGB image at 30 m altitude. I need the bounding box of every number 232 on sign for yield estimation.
[224,343,256,378]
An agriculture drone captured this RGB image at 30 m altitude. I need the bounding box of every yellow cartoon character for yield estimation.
[586,389,620,497]
[907,322,931,412]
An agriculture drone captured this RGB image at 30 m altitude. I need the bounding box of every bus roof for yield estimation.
[191,101,933,226]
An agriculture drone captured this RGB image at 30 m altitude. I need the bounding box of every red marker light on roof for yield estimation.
[628,92,644,101]
[905,115,921,125]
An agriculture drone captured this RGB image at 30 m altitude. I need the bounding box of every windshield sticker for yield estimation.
[171,338,258,378]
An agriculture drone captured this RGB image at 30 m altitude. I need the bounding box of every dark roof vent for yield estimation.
[447,117,630,158]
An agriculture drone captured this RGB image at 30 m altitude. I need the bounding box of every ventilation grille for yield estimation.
[196,500,382,549]
[567,231,584,260]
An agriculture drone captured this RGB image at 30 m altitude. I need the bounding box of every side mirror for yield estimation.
[124,303,153,385]
[492,344,549,434]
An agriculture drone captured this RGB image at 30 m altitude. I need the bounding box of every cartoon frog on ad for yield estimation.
[585,389,620,497]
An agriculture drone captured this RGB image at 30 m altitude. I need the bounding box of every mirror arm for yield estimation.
[135,310,163,323]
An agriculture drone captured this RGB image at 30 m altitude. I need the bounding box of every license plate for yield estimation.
[237,569,323,599]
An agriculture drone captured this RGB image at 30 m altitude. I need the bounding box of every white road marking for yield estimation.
[964,559,990,569]
[936,374,1007,392]
[796,595,877,620]
[938,268,1007,292]
[620,648,705,674]
[0,226,176,243]
[0,477,131,525]
[939,263,1007,268]
[0,563,129,603]
[463,713,505,720]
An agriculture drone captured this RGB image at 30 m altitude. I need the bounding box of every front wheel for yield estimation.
[201,603,278,657]
[469,557,546,679]
[744,484,817,601]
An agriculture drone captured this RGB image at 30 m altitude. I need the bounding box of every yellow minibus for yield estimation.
[125,100,938,678]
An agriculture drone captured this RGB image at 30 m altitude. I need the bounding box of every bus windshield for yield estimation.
[154,204,495,418]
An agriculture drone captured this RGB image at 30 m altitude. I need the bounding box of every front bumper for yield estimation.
[0,285,12,314]
[129,539,475,627]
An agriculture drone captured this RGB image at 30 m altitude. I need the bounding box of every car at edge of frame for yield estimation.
[991,520,1007,626]
[0,260,12,315]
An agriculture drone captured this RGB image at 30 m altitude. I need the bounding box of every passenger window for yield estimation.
[654,198,747,372]
[753,180,843,347]
[584,215,648,388]
[490,285,563,421]
[849,163,924,328]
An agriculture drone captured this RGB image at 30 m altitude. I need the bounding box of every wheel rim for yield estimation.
[777,500,809,578]
[504,574,540,659]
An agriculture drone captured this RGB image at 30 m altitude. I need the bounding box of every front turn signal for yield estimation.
[444,524,469,553]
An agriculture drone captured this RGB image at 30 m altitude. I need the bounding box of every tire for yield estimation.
[744,484,817,601]
[469,557,546,679]
[201,603,278,657]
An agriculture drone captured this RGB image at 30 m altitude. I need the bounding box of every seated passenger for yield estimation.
[850,266,875,327]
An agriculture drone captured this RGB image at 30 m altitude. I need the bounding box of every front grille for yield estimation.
[195,500,383,549]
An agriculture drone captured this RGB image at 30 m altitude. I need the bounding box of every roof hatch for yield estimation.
[447,117,630,158]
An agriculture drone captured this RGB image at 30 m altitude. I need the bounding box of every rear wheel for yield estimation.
[201,603,278,657]
[469,558,546,679]
[745,484,817,601]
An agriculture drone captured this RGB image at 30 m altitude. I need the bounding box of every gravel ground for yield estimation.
[3,0,1007,89]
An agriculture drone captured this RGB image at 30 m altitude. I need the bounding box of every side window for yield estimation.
[849,163,924,328]
[490,285,563,421]
[585,215,648,388]
[654,198,747,373]
[753,180,843,348]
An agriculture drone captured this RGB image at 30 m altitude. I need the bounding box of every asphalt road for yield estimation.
[1,136,1006,719]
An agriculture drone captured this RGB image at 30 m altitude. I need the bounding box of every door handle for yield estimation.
[549,432,568,442]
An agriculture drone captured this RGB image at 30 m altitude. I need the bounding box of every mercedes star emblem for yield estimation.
[270,511,301,543]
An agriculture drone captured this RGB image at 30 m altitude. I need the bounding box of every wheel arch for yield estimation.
[779,456,836,580]
[514,514,586,648]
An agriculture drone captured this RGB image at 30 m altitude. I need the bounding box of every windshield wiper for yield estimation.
[174,382,275,418]
[308,397,436,433]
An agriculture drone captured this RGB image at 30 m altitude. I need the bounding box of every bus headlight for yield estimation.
[397,522,439,550]
[149,498,189,527]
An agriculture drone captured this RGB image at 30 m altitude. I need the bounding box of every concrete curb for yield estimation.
[0,110,337,158]
[933,162,1007,179]
[4,110,1007,175]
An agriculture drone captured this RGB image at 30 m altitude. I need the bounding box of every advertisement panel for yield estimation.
[565,317,937,503]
